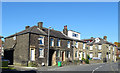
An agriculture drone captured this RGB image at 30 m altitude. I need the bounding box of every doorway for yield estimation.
[4,49,14,65]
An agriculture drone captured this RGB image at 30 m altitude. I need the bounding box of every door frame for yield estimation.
[30,48,35,61]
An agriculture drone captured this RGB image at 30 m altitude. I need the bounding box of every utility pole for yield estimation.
[47,27,51,66]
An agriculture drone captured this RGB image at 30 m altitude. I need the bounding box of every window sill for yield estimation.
[39,57,45,58]
[39,44,45,46]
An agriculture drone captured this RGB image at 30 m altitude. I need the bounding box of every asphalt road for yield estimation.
[44,63,119,72]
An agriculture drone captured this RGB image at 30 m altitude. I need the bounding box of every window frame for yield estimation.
[50,38,54,47]
[38,36,44,45]
[39,48,44,58]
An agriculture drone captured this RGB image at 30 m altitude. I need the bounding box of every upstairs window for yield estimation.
[39,48,44,58]
[109,46,111,50]
[50,38,54,46]
[13,36,16,40]
[75,41,78,48]
[99,45,102,50]
[67,41,70,48]
[83,43,85,49]
[113,47,114,51]
[72,33,78,37]
[90,46,93,50]
[38,37,44,45]
[57,39,60,47]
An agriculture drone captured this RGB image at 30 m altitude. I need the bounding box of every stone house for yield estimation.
[4,22,85,66]
[82,36,117,63]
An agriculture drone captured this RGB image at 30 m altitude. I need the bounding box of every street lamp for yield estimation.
[47,27,51,66]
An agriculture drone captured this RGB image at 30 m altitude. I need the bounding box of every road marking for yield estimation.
[92,65,103,73]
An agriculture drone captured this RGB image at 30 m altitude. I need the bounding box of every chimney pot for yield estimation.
[103,36,107,41]
[38,22,43,29]
[25,26,30,29]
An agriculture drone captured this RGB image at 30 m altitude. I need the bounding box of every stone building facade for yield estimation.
[4,22,85,66]
[82,36,117,63]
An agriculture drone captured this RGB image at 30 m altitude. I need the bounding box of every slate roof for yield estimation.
[5,25,85,42]
[5,26,47,38]
[84,37,115,46]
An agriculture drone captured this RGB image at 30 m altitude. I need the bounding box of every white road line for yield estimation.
[92,65,102,73]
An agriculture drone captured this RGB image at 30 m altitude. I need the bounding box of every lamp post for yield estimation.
[47,27,51,66]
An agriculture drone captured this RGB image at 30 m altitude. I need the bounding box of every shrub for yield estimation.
[28,61,37,67]
[85,59,89,64]
[82,58,85,61]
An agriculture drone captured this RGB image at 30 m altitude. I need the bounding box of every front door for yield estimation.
[62,51,65,61]
[31,48,35,61]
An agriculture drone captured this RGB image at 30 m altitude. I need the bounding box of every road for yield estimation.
[37,63,119,73]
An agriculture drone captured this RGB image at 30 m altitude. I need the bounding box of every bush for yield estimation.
[85,59,89,64]
[28,61,37,67]
[82,58,85,61]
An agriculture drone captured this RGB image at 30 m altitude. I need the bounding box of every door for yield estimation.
[62,51,65,61]
[31,49,35,61]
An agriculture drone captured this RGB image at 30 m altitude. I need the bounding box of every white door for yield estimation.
[31,49,35,61]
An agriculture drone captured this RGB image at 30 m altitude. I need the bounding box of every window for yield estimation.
[90,46,93,50]
[39,49,44,58]
[119,55,120,58]
[98,53,102,59]
[38,37,44,45]
[75,41,78,48]
[75,51,78,58]
[89,53,93,58]
[83,43,85,49]
[50,38,54,46]
[99,45,102,50]
[113,47,114,51]
[72,33,78,37]
[109,46,111,50]
[109,54,111,59]
[67,51,70,58]
[67,41,70,48]
[13,36,16,40]
[83,52,86,58]
[57,39,60,47]
[56,50,60,57]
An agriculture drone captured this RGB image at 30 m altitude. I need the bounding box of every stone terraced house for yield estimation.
[4,22,86,66]
[82,36,117,63]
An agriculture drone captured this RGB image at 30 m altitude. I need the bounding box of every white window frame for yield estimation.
[98,53,102,59]
[39,48,44,58]
[83,43,85,49]
[113,47,114,51]
[50,38,54,46]
[57,39,60,47]
[38,36,44,45]
[90,46,93,50]
[13,36,16,40]
[99,45,102,50]
[67,41,70,48]
[75,41,78,48]
[89,53,93,58]
[109,46,111,51]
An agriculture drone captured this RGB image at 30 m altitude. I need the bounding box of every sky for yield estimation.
[2,2,118,43]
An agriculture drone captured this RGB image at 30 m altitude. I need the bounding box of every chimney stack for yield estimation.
[91,37,93,39]
[103,36,107,41]
[38,22,43,29]
[63,25,68,35]
[25,26,30,29]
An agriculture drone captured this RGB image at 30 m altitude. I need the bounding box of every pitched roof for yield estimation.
[5,26,47,38]
[84,37,114,46]
[5,25,85,42]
